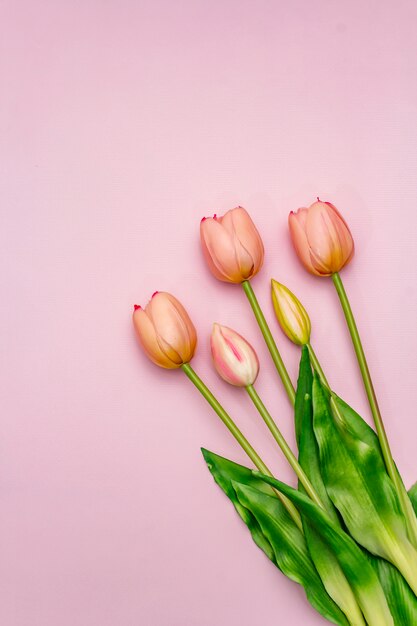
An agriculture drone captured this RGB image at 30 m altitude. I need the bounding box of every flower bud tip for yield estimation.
[317,196,320,201]
[201,216,206,222]
[133,304,141,311]
[213,213,217,219]
[151,291,159,298]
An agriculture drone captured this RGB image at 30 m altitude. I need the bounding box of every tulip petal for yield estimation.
[164,293,197,360]
[147,293,195,364]
[230,207,264,279]
[200,217,242,282]
[325,203,355,267]
[211,324,259,386]
[289,209,321,275]
[271,281,311,345]
[133,308,179,368]
[304,202,339,273]
[305,202,354,274]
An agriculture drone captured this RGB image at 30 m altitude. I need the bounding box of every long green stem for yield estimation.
[332,271,417,548]
[307,343,329,388]
[242,280,295,405]
[246,384,323,509]
[181,363,302,529]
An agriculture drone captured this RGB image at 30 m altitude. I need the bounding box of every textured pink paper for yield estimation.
[1,1,417,624]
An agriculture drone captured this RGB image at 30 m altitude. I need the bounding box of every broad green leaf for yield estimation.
[201,448,275,561]
[253,472,395,626]
[410,483,417,515]
[370,555,417,625]
[202,449,349,626]
[306,354,417,624]
[332,394,381,450]
[333,402,417,624]
[312,374,417,595]
[295,348,339,521]
[296,348,366,625]
[231,481,349,626]
[333,395,417,548]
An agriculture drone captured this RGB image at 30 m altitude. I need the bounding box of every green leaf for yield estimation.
[296,348,366,625]
[306,356,417,624]
[201,448,276,561]
[331,398,417,624]
[333,395,417,549]
[295,348,339,521]
[370,555,417,625]
[312,374,417,595]
[332,394,381,451]
[202,448,349,626]
[253,472,395,626]
[410,483,417,515]
[231,481,350,626]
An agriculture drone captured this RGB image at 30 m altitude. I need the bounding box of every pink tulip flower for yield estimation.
[200,207,264,283]
[133,291,197,369]
[289,200,354,276]
[210,323,259,387]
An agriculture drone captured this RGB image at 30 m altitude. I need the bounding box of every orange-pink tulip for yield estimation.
[200,207,264,283]
[210,323,259,387]
[288,200,354,276]
[132,291,197,369]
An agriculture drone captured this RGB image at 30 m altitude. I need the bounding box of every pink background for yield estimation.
[1,1,417,624]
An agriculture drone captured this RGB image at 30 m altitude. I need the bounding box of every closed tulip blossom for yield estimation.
[200,207,264,283]
[211,324,259,387]
[289,200,354,276]
[271,280,311,346]
[132,291,197,369]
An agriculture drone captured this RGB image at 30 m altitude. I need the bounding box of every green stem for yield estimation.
[307,343,330,388]
[332,271,417,548]
[246,384,323,509]
[308,342,362,436]
[242,280,295,405]
[181,363,302,529]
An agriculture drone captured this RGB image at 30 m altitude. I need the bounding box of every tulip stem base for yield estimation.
[332,272,417,548]
[246,384,323,508]
[181,363,302,529]
[242,280,296,405]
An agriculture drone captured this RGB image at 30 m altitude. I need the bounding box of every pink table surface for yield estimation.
[1,1,417,624]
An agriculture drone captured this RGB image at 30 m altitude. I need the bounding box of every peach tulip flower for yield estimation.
[210,323,259,387]
[133,291,197,369]
[271,280,311,346]
[200,207,264,283]
[289,200,354,276]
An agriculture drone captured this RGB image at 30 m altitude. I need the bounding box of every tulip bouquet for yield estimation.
[132,202,417,625]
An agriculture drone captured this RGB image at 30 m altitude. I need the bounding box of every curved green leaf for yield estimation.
[331,402,417,624]
[254,472,395,626]
[333,395,417,549]
[296,348,339,521]
[296,348,366,625]
[201,448,276,561]
[370,555,417,625]
[312,375,417,595]
[202,448,349,626]
[232,481,349,626]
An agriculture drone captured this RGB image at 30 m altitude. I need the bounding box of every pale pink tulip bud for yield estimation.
[210,323,259,387]
[132,292,197,369]
[271,280,311,345]
[288,199,354,276]
[200,207,264,283]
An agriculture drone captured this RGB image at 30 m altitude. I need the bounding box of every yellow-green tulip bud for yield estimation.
[271,279,311,346]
